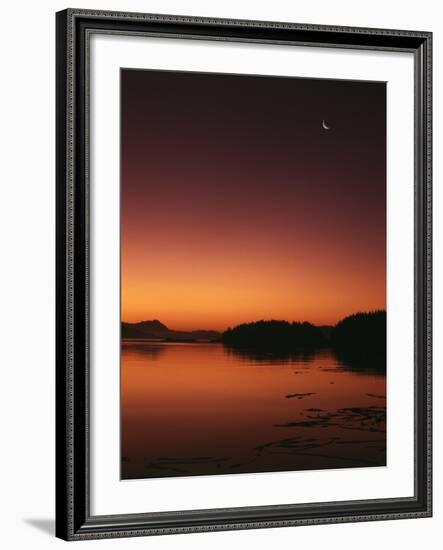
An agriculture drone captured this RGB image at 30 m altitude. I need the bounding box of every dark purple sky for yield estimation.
[121,68,386,330]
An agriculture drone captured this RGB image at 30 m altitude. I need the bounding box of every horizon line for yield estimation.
[121,309,386,332]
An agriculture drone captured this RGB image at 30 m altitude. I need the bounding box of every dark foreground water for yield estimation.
[121,341,386,479]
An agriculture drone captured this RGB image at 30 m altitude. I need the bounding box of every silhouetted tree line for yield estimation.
[222,320,326,350]
[221,311,386,371]
[331,310,386,369]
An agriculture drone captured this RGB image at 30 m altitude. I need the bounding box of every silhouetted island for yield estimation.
[331,310,386,370]
[220,311,386,371]
[222,320,327,350]
[121,320,221,342]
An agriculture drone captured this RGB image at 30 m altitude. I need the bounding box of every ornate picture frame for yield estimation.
[56,9,432,540]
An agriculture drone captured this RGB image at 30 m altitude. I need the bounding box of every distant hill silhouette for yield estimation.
[121,320,168,339]
[222,320,327,351]
[331,310,386,370]
[121,320,220,342]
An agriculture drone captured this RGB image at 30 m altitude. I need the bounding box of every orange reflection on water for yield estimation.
[121,342,386,479]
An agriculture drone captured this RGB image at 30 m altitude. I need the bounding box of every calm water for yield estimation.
[121,341,386,479]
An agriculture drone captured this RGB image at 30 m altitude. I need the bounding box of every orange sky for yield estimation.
[121,69,386,331]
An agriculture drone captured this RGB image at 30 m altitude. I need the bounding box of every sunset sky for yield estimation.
[121,69,386,331]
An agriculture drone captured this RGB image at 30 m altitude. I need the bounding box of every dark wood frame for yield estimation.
[56,8,432,541]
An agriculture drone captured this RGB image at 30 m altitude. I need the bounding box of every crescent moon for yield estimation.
[322,120,330,130]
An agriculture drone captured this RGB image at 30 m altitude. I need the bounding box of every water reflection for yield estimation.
[121,340,167,360]
[333,349,386,374]
[121,341,386,479]
[223,345,317,364]
[225,345,386,375]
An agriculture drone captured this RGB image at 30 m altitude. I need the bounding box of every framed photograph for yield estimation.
[55,9,432,540]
